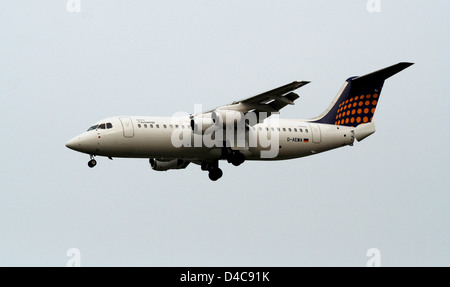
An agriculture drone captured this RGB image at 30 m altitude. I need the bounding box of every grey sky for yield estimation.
[0,1,448,266]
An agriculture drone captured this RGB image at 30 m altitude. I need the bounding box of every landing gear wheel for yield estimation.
[231,152,245,166]
[88,159,97,168]
[208,168,223,181]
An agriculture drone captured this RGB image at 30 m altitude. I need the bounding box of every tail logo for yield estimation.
[334,93,379,126]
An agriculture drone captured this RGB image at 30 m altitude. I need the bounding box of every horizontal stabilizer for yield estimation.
[351,62,414,86]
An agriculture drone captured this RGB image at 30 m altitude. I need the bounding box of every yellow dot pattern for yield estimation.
[334,94,379,126]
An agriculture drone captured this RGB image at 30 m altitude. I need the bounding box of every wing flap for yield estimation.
[268,92,299,111]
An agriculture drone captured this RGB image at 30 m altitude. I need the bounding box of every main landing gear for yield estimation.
[227,151,245,166]
[209,168,223,181]
[88,155,97,168]
[201,151,246,181]
[201,160,223,181]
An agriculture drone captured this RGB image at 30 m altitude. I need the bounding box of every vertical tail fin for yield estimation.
[311,62,413,127]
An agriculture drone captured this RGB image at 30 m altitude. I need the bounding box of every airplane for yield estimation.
[66,62,413,181]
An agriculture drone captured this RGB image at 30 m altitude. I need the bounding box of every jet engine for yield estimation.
[190,117,215,135]
[211,110,243,126]
[149,158,190,171]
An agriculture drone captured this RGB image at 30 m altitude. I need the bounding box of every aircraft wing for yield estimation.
[203,81,310,116]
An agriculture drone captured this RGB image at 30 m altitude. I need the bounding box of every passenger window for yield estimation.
[282,128,286,132]
[175,125,179,128]
[156,124,159,128]
[305,129,308,133]
[294,128,297,132]
[106,123,113,129]
[145,124,148,128]
[181,125,184,129]
[288,128,292,132]
[277,128,280,131]
[163,124,167,128]
[299,128,303,133]
[271,127,275,131]
[138,124,141,128]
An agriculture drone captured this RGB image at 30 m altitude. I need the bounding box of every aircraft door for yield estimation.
[120,117,134,138]
[309,123,321,143]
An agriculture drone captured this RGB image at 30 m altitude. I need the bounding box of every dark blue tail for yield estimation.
[311,62,413,127]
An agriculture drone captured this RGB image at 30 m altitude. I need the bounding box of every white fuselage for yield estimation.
[65,62,411,180]
[66,116,356,162]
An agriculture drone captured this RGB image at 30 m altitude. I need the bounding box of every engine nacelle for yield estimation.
[190,117,215,135]
[211,109,243,126]
[149,158,190,171]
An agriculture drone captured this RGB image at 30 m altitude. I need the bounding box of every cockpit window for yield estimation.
[87,122,113,131]
[87,125,98,131]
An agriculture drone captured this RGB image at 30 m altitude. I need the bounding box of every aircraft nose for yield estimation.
[65,138,78,150]
[65,136,83,151]
[65,133,97,153]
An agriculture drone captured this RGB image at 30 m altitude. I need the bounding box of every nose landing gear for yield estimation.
[88,155,97,168]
